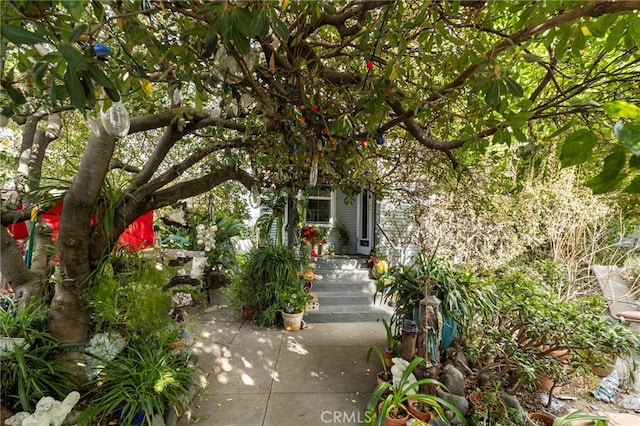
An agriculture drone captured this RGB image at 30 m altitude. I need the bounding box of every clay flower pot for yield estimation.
[529,412,555,425]
[407,399,433,422]
[377,402,409,426]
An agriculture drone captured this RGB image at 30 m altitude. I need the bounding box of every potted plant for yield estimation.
[364,356,466,426]
[366,345,393,385]
[378,318,398,368]
[82,332,203,425]
[225,273,258,320]
[278,284,313,331]
[552,409,608,425]
[334,219,350,254]
[235,245,305,327]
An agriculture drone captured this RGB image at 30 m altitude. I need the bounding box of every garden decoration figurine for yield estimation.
[6,391,80,426]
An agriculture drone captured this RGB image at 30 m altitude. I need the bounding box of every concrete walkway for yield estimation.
[176,289,387,426]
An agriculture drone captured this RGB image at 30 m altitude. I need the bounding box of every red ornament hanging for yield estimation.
[366,59,373,70]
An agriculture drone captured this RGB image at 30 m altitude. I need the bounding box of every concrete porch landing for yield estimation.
[176,289,387,426]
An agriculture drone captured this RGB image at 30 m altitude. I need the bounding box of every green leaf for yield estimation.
[521,52,543,63]
[64,66,86,109]
[104,86,121,102]
[571,26,586,52]
[231,28,250,55]
[1,25,46,45]
[630,155,640,169]
[605,19,626,51]
[234,8,255,37]
[485,80,500,105]
[32,61,49,80]
[248,10,266,37]
[587,173,626,194]
[600,147,627,181]
[60,0,85,20]
[272,17,290,41]
[559,129,597,168]
[58,44,88,71]
[4,85,27,105]
[503,75,524,98]
[68,24,88,44]
[614,122,640,156]
[624,176,640,194]
[604,101,640,120]
[86,64,114,88]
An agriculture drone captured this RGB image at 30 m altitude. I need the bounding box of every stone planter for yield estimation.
[281,311,304,331]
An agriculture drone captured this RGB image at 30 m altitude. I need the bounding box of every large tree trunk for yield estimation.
[48,125,117,384]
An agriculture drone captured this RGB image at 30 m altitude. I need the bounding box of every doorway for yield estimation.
[356,191,374,256]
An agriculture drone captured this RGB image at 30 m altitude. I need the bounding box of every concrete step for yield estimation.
[305,255,391,323]
[314,255,369,270]
[305,304,393,323]
[311,279,378,293]
[313,268,371,281]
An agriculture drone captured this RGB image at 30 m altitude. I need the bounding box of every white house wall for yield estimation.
[376,197,421,266]
[331,191,358,254]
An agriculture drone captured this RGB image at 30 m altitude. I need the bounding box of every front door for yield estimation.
[357,191,374,256]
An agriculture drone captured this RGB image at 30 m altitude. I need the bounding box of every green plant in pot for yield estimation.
[82,330,203,425]
[364,356,466,426]
[378,318,398,368]
[366,345,392,385]
[464,268,640,403]
[552,409,608,425]
[239,245,304,327]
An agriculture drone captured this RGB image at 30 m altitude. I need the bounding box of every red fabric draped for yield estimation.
[11,201,154,252]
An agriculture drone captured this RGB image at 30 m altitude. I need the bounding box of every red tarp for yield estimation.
[10,201,154,251]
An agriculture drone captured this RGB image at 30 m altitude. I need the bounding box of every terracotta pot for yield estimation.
[376,371,392,385]
[377,402,409,426]
[242,307,255,321]
[407,399,432,422]
[383,349,394,368]
[529,412,555,425]
[281,311,304,331]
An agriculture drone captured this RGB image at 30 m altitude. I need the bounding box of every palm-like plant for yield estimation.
[364,356,466,426]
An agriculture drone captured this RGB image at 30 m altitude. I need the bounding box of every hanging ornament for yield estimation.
[296,190,305,216]
[87,115,100,137]
[172,87,182,105]
[249,183,261,209]
[309,155,319,187]
[100,101,130,137]
[311,105,319,112]
[211,106,222,119]
[366,59,373,70]
[92,43,111,61]
[361,140,369,148]
[375,135,385,145]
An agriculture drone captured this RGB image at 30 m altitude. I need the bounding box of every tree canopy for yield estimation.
[1,0,639,378]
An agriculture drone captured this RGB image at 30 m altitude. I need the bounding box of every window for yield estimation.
[306,185,333,224]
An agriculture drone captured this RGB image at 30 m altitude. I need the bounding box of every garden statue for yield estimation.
[6,391,80,426]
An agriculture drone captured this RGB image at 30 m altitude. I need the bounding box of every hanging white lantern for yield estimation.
[309,156,319,187]
[296,189,305,216]
[101,101,130,137]
[249,183,261,209]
